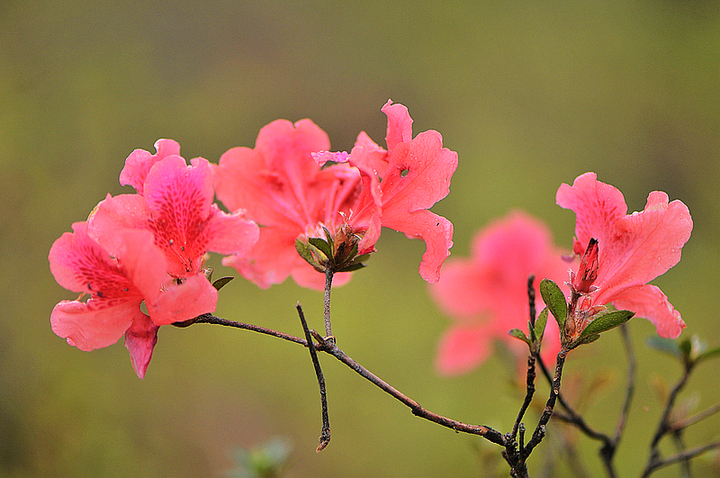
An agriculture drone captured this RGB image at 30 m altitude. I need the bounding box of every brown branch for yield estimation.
[296,304,331,451]
[193,312,506,446]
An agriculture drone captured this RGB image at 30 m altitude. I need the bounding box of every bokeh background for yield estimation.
[2,1,719,477]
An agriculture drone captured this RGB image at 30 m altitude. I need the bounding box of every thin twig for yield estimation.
[193,312,506,446]
[642,440,720,477]
[509,276,539,443]
[193,314,307,346]
[296,304,331,451]
[315,331,507,446]
[670,403,720,432]
[323,268,334,338]
[525,349,568,456]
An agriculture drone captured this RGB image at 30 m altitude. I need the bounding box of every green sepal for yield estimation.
[579,310,634,338]
[308,237,333,260]
[295,239,315,264]
[509,328,531,345]
[540,279,567,330]
[212,276,234,291]
[336,262,366,273]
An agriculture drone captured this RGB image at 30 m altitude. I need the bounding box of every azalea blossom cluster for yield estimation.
[430,172,692,375]
[49,101,458,378]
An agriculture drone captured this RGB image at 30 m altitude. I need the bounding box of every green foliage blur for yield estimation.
[2,1,719,476]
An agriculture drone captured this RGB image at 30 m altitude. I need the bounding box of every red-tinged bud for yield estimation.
[573,238,599,294]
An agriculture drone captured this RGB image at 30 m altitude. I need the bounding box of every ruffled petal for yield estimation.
[381,100,413,153]
[204,206,260,256]
[605,284,686,339]
[51,298,141,351]
[381,131,457,213]
[147,274,218,326]
[119,139,181,194]
[382,209,453,283]
[87,194,150,257]
[556,172,628,255]
[124,313,159,379]
[596,192,692,295]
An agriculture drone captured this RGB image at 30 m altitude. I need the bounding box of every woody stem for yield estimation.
[324,268,334,337]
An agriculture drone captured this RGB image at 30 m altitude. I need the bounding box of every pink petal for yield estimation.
[124,314,159,379]
[49,222,107,294]
[381,100,413,153]
[51,298,143,351]
[311,150,349,166]
[119,139,181,194]
[114,229,169,303]
[382,209,453,283]
[214,119,331,230]
[556,172,628,255]
[429,261,488,319]
[147,274,218,326]
[381,131,457,213]
[222,226,300,289]
[605,284,686,339]
[596,191,692,295]
[435,324,494,376]
[203,206,260,256]
[87,194,151,257]
[143,156,215,276]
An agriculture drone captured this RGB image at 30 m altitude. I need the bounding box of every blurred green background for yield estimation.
[2,1,719,476]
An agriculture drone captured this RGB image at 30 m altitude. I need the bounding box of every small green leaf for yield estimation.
[646,336,683,360]
[535,308,549,343]
[540,279,567,329]
[509,328,530,345]
[212,276,234,291]
[336,262,366,273]
[574,333,601,347]
[308,237,333,260]
[580,310,634,338]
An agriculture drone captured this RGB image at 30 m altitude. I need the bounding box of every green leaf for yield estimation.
[336,262,366,273]
[308,237,333,260]
[574,333,601,347]
[508,328,530,345]
[540,279,567,329]
[580,310,634,338]
[646,336,683,360]
[212,276,234,291]
[535,308,549,343]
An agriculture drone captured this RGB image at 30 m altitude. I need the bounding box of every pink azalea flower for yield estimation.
[49,222,211,378]
[318,100,459,283]
[429,212,569,376]
[213,119,362,290]
[556,172,693,339]
[88,141,259,304]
